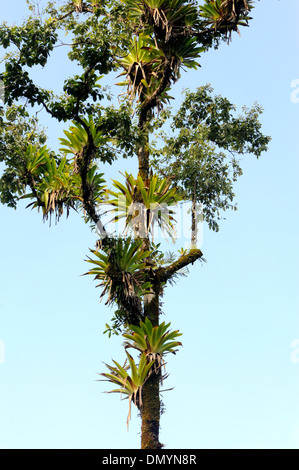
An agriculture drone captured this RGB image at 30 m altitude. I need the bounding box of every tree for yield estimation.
[0,0,270,449]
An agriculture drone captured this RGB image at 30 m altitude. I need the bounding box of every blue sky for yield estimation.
[0,0,299,449]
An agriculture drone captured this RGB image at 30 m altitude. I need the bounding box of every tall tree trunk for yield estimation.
[138,141,150,182]
[137,117,162,449]
[141,289,162,449]
[191,181,197,248]
[141,366,162,449]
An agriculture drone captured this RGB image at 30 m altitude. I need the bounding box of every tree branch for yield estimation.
[157,249,204,284]
[138,60,172,129]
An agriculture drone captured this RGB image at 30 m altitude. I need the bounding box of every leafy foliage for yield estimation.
[152,85,271,231]
[107,173,180,239]
[172,85,270,157]
[22,152,82,222]
[0,108,107,222]
[100,317,182,427]
[100,350,154,428]
[85,237,153,323]
[123,317,182,373]
[200,0,254,41]
[0,106,47,208]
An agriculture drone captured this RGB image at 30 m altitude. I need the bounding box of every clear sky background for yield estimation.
[0,0,299,449]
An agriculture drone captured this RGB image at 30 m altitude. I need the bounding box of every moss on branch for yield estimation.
[158,249,204,285]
